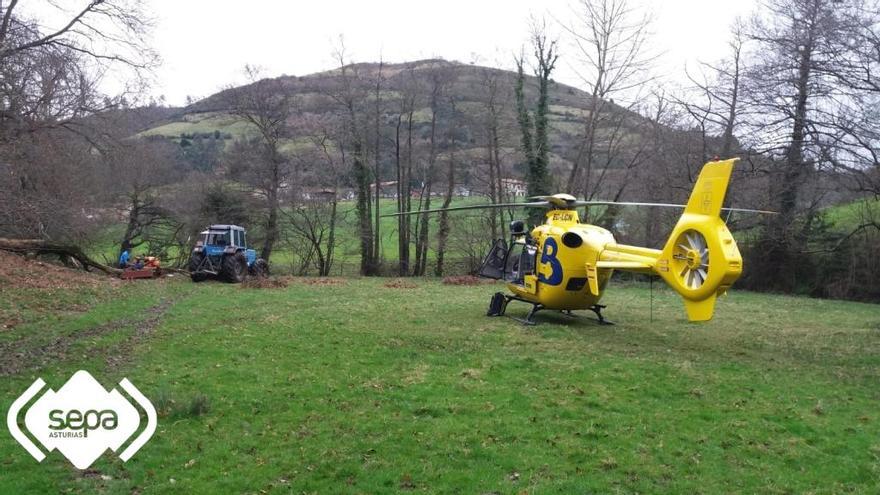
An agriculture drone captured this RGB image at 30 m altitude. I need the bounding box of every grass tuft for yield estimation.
[187,394,210,417]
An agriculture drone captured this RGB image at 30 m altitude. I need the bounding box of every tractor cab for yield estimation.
[195,225,247,255]
[478,220,537,286]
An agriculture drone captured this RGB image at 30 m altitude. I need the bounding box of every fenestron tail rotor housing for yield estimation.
[672,230,710,289]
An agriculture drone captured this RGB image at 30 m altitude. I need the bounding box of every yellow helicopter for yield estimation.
[388,158,774,324]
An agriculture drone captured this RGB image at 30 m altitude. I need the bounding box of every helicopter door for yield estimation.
[504,241,537,285]
[478,239,508,280]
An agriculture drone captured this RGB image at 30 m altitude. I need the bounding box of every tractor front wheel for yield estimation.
[189,253,206,282]
[222,252,248,283]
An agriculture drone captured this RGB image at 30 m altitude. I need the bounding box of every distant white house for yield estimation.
[501,178,527,197]
[453,185,473,197]
[300,188,337,201]
[369,181,399,198]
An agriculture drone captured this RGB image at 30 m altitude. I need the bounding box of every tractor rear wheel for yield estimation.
[249,258,269,278]
[222,252,248,283]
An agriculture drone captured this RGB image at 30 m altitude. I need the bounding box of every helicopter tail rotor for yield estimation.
[655,158,743,321]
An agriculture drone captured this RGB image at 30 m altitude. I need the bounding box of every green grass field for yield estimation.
[138,111,257,139]
[2,275,879,494]
[823,198,880,230]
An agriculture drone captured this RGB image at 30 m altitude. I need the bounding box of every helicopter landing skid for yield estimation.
[560,306,613,325]
[487,292,542,325]
[487,293,613,326]
[587,305,614,325]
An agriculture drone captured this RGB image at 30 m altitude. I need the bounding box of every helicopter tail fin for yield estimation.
[655,158,743,321]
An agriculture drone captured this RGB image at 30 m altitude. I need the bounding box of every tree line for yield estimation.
[1,0,878,301]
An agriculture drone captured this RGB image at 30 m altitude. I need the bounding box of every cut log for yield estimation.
[0,238,121,275]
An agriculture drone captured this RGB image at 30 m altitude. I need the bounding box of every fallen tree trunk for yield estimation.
[0,238,121,275]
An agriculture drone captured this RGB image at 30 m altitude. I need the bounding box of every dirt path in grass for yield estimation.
[103,299,174,372]
[0,298,176,377]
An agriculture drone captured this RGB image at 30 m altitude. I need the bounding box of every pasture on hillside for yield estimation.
[2,267,879,494]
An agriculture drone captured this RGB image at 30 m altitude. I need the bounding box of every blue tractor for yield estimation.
[188,224,269,283]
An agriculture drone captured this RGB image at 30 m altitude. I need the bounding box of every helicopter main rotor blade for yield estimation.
[381,201,550,217]
[574,201,777,215]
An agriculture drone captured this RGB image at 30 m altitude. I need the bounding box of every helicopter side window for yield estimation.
[504,243,523,283]
[520,243,536,275]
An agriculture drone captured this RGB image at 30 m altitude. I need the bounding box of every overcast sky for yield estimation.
[30,0,759,106]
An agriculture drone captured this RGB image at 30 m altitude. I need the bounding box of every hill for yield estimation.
[136,59,647,189]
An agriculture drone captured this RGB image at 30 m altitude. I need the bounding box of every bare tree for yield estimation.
[285,199,344,276]
[110,139,178,256]
[435,98,461,276]
[560,0,654,199]
[412,61,455,276]
[392,65,420,275]
[0,127,101,239]
[677,20,747,162]
[812,2,880,198]
[285,114,348,276]
[371,58,385,269]
[222,66,291,262]
[0,1,156,70]
[0,0,157,244]
[744,0,879,289]
[327,41,376,275]
[474,66,513,240]
[665,20,753,221]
